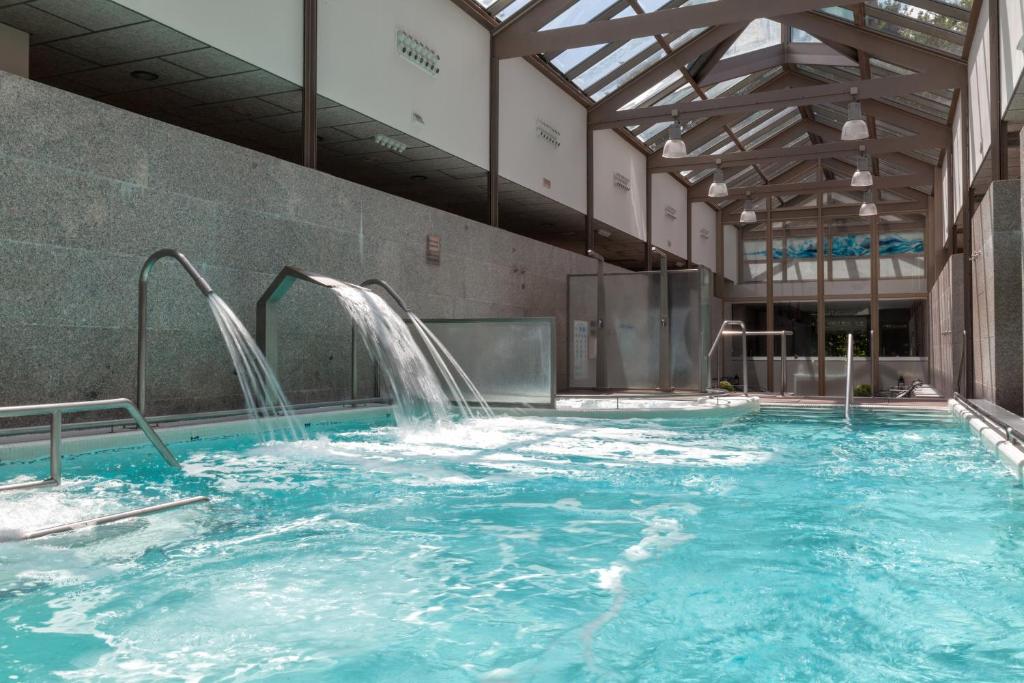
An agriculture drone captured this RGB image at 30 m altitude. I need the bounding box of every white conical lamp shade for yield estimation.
[708,168,728,198]
[842,101,869,141]
[859,190,877,217]
[851,152,873,187]
[662,122,686,158]
[740,197,756,223]
[851,169,874,187]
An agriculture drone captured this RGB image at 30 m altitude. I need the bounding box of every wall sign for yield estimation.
[426,234,441,265]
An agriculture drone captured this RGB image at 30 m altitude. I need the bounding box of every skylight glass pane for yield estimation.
[574,37,658,90]
[791,28,819,43]
[723,19,782,58]
[542,0,620,31]
[550,45,606,72]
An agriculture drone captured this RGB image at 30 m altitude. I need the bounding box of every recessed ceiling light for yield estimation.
[130,70,159,81]
[410,174,428,182]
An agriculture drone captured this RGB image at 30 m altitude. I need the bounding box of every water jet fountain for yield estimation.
[138,250,302,439]
[257,267,491,429]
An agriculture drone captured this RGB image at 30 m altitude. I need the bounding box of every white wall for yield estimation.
[318,0,489,168]
[499,58,586,212]
[650,173,687,256]
[690,201,717,270]
[1001,0,1024,119]
[114,0,491,168]
[967,0,992,180]
[0,22,29,78]
[112,0,302,82]
[723,223,738,282]
[592,129,647,239]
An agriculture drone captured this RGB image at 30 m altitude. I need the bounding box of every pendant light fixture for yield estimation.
[842,87,869,141]
[851,146,874,187]
[662,109,687,159]
[708,159,728,198]
[740,192,757,224]
[859,189,878,217]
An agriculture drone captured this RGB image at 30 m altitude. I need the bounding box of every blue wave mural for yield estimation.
[831,234,871,257]
[879,232,924,255]
[744,232,923,261]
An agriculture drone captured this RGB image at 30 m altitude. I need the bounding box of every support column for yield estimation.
[991,0,1008,182]
[961,98,975,398]
[816,167,826,396]
[766,197,774,393]
[586,127,594,254]
[870,214,880,396]
[645,166,653,270]
[301,0,318,169]
[488,50,500,226]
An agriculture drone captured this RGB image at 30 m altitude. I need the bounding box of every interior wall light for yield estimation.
[662,109,687,159]
[708,159,728,198]
[397,30,440,76]
[859,189,878,217]
[842,87,869,141]
[740,192,757,224]
[536,119,561,147]
[374,133,408,154]
[851,146,874,187]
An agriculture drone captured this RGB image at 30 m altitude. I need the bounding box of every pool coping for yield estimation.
[949,398,1024,481]
[0,396,760,465]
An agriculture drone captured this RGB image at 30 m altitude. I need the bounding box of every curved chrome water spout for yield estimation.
[360,279,412,315]
[256,266,344,373]
[137,249,215,415]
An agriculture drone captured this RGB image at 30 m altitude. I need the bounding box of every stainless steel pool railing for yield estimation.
[0,398,179,493]
[844,333,854,421]
[705,324,794,396]
[707,320,748,395]
[137,250,215,416]
[16,496,210,541]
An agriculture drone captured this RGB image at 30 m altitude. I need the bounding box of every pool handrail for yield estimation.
[952,393,1024,448]
[13,495,210,541]
[0,398,179,493]
[844,333,854,421]
[707,320,748,396]
[137,250,215,415]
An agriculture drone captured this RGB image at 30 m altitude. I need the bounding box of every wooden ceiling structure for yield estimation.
[454,0,980,255]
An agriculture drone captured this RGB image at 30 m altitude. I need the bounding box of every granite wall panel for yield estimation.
[0,72,611,415]
[971,180,1023,413]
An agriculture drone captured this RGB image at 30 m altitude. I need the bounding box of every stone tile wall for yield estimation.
[970,180,1023,413]
[927,254,964,398]
[0,72,613,415]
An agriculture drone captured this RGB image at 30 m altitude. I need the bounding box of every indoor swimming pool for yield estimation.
[1,408,1022,681]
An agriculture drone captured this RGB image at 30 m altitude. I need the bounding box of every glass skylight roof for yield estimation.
[466,0,969,190]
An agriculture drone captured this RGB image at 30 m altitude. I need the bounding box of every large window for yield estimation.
[824,302,871,357]
[878,300,927,356]
[774,302,818,357]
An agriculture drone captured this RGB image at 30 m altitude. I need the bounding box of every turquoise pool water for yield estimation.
[1,408,1023,681]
